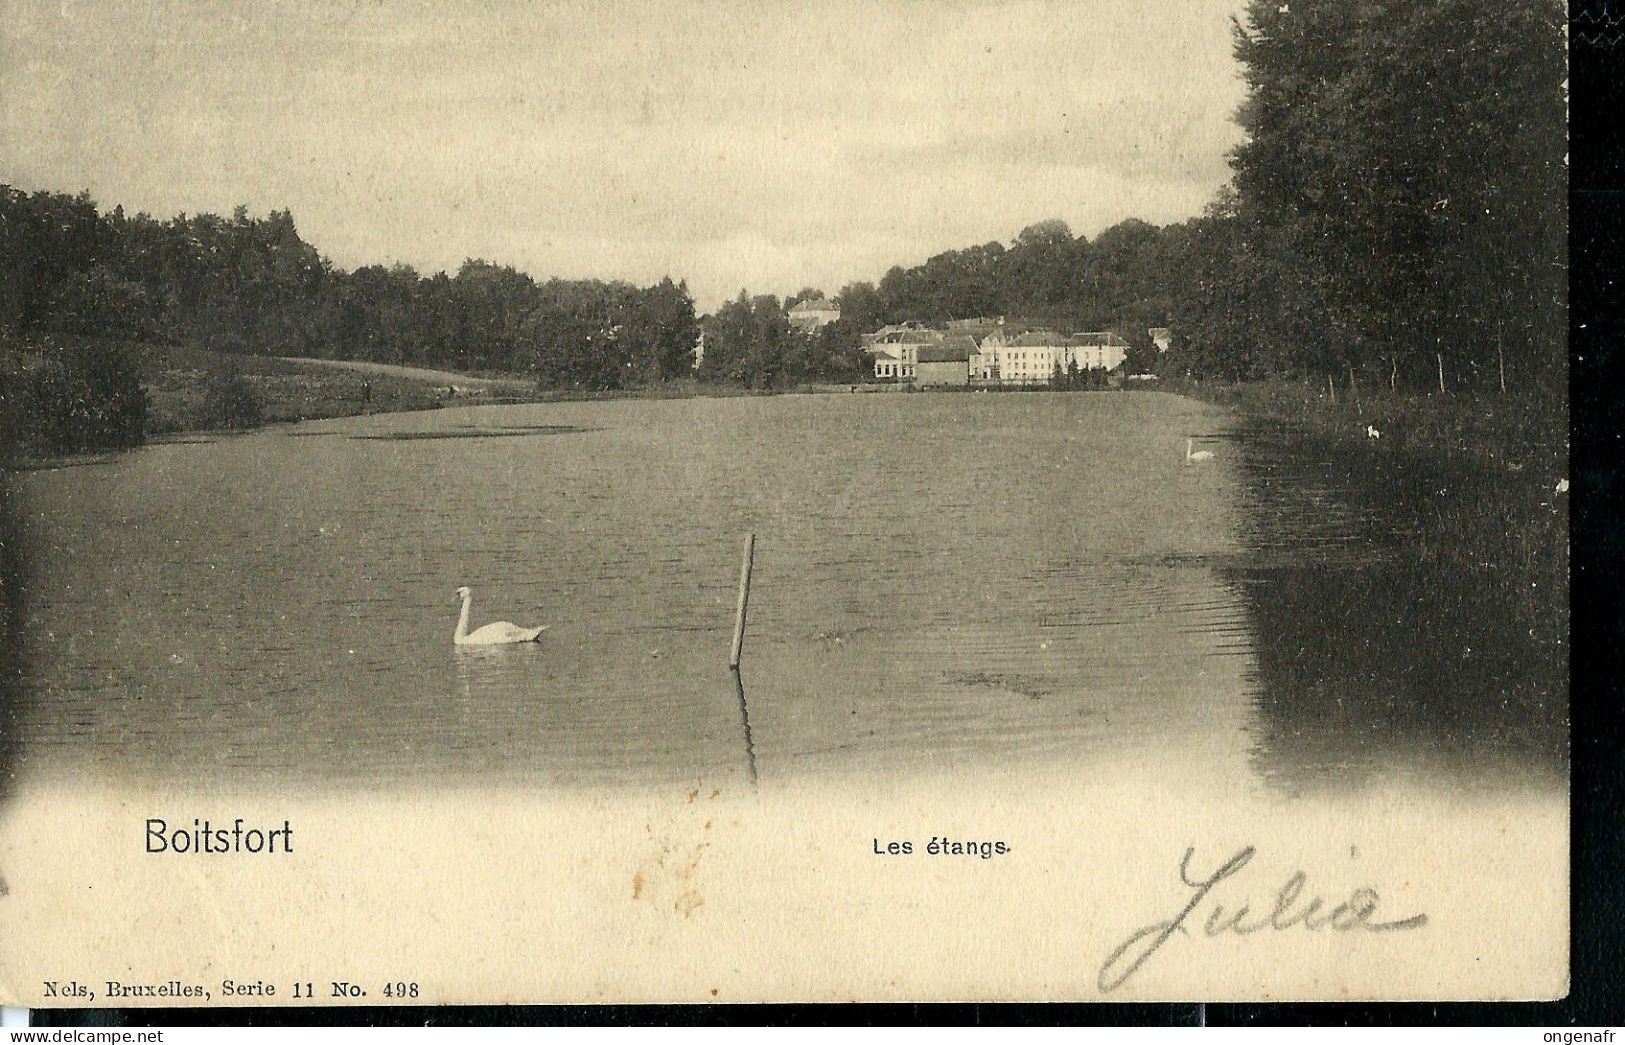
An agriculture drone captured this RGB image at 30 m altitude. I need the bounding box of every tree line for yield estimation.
[1194,0,1565,396]
[718,0,1564,398]
[0,192,700,390]
[2,0,1565,453]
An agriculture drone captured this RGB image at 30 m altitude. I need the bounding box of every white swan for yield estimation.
[453,586,548,646]
[1185,438,1214,464]
[1366,425,1381,439]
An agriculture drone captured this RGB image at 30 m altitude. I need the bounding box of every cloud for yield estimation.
[2,0,1248,311]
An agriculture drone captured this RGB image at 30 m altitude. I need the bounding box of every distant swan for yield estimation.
[453,586,548,646]
[1185,438,1214,464]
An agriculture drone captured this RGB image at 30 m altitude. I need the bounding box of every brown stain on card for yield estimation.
[676,842,709,882]
[632,784,723,914]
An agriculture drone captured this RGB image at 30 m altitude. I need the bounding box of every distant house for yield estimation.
[1149,327,1172,353]
[865,326,941,380]
[861,321,934,345]
[788,296,840,331]
[916,336,976,386]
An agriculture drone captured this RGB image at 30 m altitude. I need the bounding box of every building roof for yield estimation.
[872,329,944,345]
[1071,331,1130,347]
[1008,330,1067,347]
[790,297,838,314]
[918,341,973,363]
[862,321,938,344]
[871,350,900,361]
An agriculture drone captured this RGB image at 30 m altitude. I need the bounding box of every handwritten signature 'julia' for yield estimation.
[1098,845,1428,993]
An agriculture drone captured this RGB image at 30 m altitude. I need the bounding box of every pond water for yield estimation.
[2,391,1566,798]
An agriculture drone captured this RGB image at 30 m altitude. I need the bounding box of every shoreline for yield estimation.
[1165,377,1567,485]
[9,355,1571,483]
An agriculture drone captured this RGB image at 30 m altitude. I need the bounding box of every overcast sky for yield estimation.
[3,0,1248,310]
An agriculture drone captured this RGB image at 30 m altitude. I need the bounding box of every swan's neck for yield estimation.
[455,596,472,642]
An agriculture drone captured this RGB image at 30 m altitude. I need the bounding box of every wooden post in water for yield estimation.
[729,532,755,669]
[1327,372,1336,404]
[1437,353,1446,395]
[1498,343,1507,395]
[1349,364,1360,413]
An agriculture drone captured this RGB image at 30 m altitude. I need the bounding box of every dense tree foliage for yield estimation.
[1187,0,1567,392]
[697,292,865,388]
[200,369,264,430]
[791,0,1563,395]
[0,332,147,454]
[1,0,1565,424]
[0,188,699,392]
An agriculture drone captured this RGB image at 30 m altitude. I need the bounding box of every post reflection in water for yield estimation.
[3,394,1567,802]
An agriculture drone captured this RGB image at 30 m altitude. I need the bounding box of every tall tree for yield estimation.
[1227,0,1566,393]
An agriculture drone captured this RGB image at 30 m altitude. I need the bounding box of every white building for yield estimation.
[871,349,903,379]
[788,296,840,331]
[972,329,1128,384]
[1070,331,1130,372]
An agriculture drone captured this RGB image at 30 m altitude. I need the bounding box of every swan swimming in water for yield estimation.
[453,586,548,646]
[1185,438,1215,464]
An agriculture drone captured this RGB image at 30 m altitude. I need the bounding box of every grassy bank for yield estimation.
[139,343,538,434]
[1176,377,1567,483]
[3,333,881,460]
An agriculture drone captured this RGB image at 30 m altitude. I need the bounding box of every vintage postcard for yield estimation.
[0,0,1568,1006]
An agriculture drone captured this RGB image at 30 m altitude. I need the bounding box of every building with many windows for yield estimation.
[862,321,1127,385]
[970,329,1129,385]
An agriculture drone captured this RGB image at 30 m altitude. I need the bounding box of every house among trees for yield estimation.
[787,295,840,331]
[862,319,1128,385]
[863,325,942,380]
[871,349,903,380]
[972,329,1128,385]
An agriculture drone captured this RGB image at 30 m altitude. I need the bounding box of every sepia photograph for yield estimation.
[0,0,1568,1006]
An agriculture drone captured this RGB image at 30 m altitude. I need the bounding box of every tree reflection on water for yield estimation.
[1227,422,1568,796]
